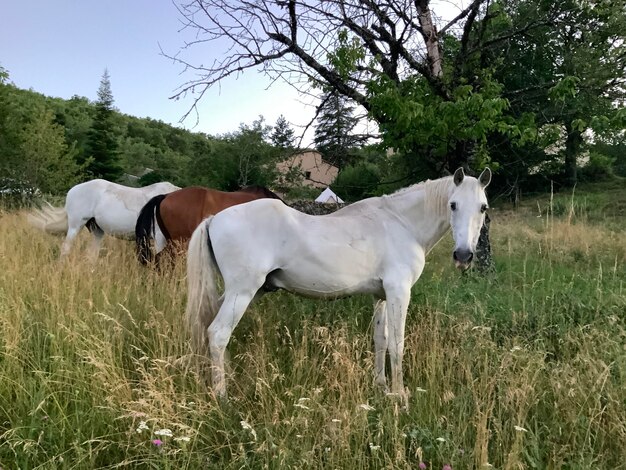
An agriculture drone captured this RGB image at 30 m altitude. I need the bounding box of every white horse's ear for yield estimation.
[478,168,492,188]
[453,167,465,186]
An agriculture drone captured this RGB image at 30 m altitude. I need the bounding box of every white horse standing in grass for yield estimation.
[186,168,491,399]
[27,179,179,259]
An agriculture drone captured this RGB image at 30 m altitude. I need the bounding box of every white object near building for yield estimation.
[315,187,344,204]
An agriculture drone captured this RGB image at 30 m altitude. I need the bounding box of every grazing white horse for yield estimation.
[186,168,491,399]
[27,179,179,258]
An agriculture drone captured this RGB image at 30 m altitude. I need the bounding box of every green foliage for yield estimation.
[368,74,515,172]
[15,108,85,194]
[332,162,382,202]
[327,29,366,81]
[0,72,85,196]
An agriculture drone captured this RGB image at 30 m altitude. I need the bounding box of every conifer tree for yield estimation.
[86,69,122,180]
[314,91,362,169]
[270,114,295,150]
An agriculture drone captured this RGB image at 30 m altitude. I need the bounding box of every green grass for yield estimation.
[0,186,625,469]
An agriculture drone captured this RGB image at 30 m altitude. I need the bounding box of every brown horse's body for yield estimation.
[135,185,282,264]
[161,186,280,240]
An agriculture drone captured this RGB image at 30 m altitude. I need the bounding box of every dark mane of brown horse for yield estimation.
[239,185,283,202]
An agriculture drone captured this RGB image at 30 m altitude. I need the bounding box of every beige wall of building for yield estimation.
[276,150,339,188]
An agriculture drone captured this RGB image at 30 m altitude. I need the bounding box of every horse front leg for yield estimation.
[383,282,411,401]
[373,299,388,390]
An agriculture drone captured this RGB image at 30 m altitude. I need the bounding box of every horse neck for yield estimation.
[383,177,452,252]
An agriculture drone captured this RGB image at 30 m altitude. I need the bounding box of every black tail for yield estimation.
[135,194,167,265]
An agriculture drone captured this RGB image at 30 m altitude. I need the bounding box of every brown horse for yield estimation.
[135,185,283,264]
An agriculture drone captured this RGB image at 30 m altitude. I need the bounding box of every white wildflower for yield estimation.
[174,436,191,443]
[436,437,446,443]
[331,419,341,423]
[415,387,427,393]
[154,428,173,437]
[510,346,523,352]
[240,420,257,441]
[136,421,149,433]
[514,425,528,432]
[369,443,381,451]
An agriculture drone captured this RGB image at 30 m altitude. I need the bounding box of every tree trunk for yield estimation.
[564,121,582,187]
[416,0,444,79]
[475,213,494,273]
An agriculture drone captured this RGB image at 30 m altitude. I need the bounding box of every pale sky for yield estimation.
[1,1,465,145]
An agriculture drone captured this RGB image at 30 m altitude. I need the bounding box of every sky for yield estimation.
[1,1,464,146]
[1,0,319,142]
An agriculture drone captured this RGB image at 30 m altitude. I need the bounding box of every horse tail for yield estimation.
[186,216,220,353]
[26,203,68,234]
[135,194,167,265]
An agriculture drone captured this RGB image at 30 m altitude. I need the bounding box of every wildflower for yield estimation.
[510,346,522,352]
[136,421,149,433]
[358,403,375,411]
[442,465,452,470]
[369,443,380,451]
[419,463,427,470]
[154,428,173,437]
[436,437,446,443]
[514,425,528,432]
[152,439,163,447]
[331,419,341,423]
[415,387,427,393]
[174,436,191,443]
[240,420,257,441]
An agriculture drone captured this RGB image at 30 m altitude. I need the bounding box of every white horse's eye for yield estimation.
[450,202,457,211]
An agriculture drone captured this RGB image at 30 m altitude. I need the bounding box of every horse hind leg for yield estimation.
[373,299,389,390]
[61,216,87,258]
[207,280,263,398]
[86,218,105,261]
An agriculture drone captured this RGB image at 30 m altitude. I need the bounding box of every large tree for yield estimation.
[86,69,123,181]
[167,0,552,175]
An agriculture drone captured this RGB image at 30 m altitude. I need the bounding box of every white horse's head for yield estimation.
[448,167,491,270]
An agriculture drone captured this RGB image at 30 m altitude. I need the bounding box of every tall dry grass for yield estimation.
[0,193,625,468]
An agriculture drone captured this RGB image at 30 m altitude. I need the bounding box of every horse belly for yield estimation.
[93,203,139,238]
[270,245,384,298]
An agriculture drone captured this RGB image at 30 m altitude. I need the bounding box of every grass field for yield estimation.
[0,183,625,469]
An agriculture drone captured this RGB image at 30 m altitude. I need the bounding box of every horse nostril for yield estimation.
[453,250,473,263]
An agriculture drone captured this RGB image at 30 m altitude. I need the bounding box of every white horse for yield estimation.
[186,168,491,399]
[27,179,179,258]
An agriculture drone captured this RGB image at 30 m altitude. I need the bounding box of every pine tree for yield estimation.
[86,69,122,180]
[313,91,362,169]
[270,114,295,150]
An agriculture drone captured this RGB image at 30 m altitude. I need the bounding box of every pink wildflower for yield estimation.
[152,439,163,447]
[442,465,452,470]
[419,462,427,469]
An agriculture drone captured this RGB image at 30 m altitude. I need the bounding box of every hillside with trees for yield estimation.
[2,0,626,206]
